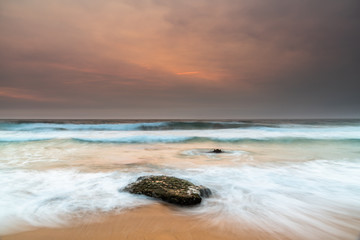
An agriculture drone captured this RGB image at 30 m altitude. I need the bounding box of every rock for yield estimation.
[211,149,223,153]
[124,175,211,206]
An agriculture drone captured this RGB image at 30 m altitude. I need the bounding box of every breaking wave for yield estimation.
[3,119,359,132]
[1,125,360,143]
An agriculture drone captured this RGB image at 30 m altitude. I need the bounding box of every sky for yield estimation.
[0,0,359,119]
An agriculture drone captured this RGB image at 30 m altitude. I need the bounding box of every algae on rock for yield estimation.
[124,175,211,206]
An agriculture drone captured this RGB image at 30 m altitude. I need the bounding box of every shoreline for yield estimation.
[2,203,290,240]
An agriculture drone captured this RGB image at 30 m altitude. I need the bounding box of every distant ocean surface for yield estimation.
[1,119,360,239]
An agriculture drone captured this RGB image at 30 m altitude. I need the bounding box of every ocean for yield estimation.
[0,119,359,239]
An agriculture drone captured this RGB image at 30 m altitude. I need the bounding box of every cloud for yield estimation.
[0,0,359,118]
[0,87,63,102]
[176,71,199,75]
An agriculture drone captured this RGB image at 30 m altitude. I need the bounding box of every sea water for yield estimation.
[0,119,359,239]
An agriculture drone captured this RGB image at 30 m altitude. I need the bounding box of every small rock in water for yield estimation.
[211,149,223,153]
[123,175,211,206]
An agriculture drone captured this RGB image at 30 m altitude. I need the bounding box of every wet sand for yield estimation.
[2,203,288,240]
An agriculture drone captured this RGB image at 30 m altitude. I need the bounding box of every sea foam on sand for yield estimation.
[1,120,360,239]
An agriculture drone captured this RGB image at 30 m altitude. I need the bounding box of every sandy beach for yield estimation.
[1,120,359,240]
[1,0,359,237]
[2,203,289,240]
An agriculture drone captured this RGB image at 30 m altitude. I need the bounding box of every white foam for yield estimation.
[0,169,151,235]
[1,125,360,143]
[170,160,360,240]
[1,160,359,239]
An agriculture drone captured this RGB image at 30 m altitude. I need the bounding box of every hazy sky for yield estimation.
[1,0,359,119]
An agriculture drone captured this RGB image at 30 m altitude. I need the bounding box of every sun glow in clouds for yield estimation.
[0,87,62,102]
[0,0,359,118]
[176,71,200,75]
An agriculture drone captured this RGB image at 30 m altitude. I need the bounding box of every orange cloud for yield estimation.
[176,71,200,75]
[0,87,62,102]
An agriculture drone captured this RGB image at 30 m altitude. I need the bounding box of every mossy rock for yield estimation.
[124,175,211,206]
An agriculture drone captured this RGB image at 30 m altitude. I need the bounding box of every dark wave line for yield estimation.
[1,137,360,144]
